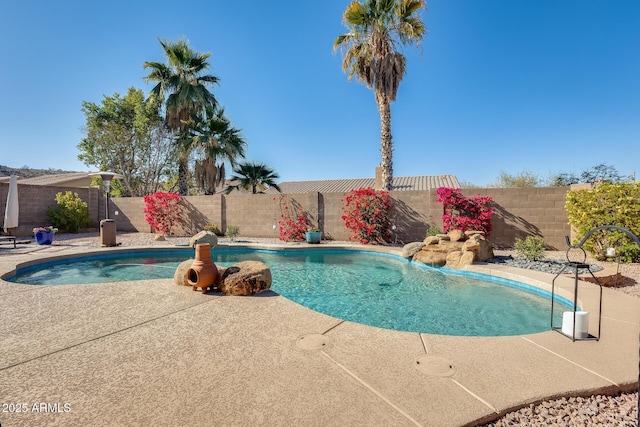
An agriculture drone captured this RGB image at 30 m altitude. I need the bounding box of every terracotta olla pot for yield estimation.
[187,243,218,293]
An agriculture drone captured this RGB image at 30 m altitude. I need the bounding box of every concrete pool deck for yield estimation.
[0,242,638,426]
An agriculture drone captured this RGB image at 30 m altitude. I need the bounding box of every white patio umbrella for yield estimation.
[3,174,19,233]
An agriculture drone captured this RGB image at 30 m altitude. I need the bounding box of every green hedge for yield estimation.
[566,182,640,262]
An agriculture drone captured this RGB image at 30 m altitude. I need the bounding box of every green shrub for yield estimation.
[425,225,442,238]
[47,191,90,233]
[514,236,547,261]
[204,224,224,236]
[566,182,640,262]
[226,225,240,242]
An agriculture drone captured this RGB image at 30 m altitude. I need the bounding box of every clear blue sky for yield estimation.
[1,1,638,186]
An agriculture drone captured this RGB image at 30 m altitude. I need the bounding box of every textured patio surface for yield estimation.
[0,243,638,427]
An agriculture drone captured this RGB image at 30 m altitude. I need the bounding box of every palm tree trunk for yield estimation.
[177,154,189,196]
[376,92,393,191]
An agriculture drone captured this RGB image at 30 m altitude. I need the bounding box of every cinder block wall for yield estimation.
[110,188,569,248]
[224,193,281,238]
[0,183,100,236]
[4,184,570,249]
[389,190,443,244]
[319,192,349,240]
[110,195,226,236]
[461,187,570,249]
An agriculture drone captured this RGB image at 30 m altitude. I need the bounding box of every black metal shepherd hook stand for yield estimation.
[550,247,602,341]
[565,225,640,423]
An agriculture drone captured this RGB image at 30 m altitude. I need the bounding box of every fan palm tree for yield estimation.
[334,0,427,190]
[143,38,219,195]
[225,162,282,194]
[191,106,247,194]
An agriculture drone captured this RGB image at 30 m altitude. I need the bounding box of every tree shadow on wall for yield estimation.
[178,199,211,236]
[491,202,545,249]
[391,199,430,245]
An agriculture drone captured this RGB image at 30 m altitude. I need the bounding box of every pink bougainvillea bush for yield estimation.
[341,187,393,244]
[276,195,310,241]
[435,187,493,236]
[143,191,182,235]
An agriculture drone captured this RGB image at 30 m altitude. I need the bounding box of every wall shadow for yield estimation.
[179,199,210,235]
[392,199,430,245]
[491,202,545,249]
[113,210,137,232]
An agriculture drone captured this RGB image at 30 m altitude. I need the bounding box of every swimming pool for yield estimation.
[7,248,570,336]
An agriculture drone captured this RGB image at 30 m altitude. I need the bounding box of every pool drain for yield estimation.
[296,334,329,350]
[414,355,456,377]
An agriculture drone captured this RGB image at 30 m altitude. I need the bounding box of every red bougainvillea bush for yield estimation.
[341,187,393,244]
[143,191,182,235]
[435,187,493,236]
[276,195,310,241]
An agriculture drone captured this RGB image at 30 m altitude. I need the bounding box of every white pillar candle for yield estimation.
[562,311,589,338]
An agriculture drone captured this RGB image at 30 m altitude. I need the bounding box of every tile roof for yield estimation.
[259,174,460,194]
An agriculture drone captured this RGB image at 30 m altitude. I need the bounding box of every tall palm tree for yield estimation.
[225,162,282,194]
[334,0,427,190]
[191,106,247,194]
[143,38,219,195]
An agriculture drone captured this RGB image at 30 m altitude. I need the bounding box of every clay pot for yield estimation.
[187,243,218,293]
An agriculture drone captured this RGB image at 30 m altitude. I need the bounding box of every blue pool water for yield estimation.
[7,248,568,336]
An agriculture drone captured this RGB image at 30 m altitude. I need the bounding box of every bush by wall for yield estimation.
[341,187,393,244]
[143,191,182,235]
[514,236,547,261]
[436,187,493,236]
[276,195,310,241]
[566,182,640,262]
[47,191,90,233]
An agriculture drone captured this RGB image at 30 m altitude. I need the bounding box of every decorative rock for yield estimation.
[447,229,466,242]
[174,259,194,286]
[445,251,463,269]
[424,236,439,245]
[154,234,166,241]
[462,239,481,252]
[413,250,447,267]
[445,251,475,269]
[219,261,272,296]
[461,251,475,266]
[189,231,218,249]
[475,238,494,262]
[216,265,226,287]
[410,231,494,269]
[402,242,425,258]
[465,230,484,237]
